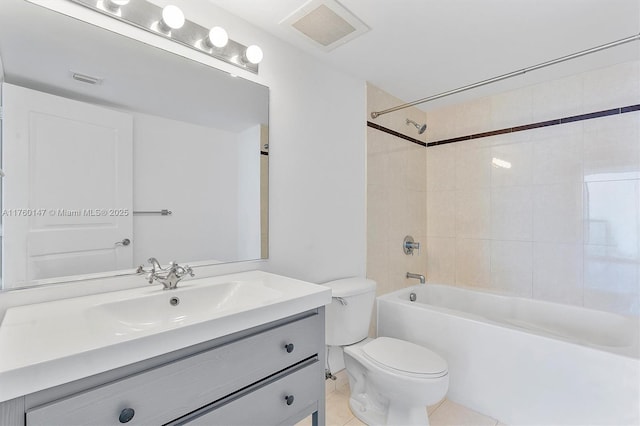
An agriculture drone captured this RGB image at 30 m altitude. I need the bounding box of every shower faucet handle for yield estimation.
[403,235,420,255]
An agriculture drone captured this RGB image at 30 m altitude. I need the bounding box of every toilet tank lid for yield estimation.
[322,277,376,297]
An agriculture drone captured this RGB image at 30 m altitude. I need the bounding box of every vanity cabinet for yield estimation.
[0,308,326,426]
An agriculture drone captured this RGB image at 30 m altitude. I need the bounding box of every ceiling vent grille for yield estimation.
[280,0,369,52]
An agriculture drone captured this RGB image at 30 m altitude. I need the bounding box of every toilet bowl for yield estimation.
[323,278,449,426]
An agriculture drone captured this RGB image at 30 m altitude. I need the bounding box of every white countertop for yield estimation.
[0,270,331,402]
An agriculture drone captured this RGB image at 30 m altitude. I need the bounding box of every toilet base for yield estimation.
[349,395,430,426]
[386,401,430,426]
[349,392,386,426]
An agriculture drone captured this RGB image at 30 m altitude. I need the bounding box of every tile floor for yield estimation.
[297,371,506,426]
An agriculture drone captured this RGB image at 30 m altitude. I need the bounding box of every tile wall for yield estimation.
[367,61,639,316]
[366,84,427,334]
[424,60,640,316]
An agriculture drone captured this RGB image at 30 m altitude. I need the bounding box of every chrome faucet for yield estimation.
[403,235,421,255]
[406,272,426,284]
[137,257,194,290]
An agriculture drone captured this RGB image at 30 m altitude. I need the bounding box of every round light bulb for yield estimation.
[103,0,129,12]
[161,5,185,30]
[208,26,228,48]
[245,45,263,64]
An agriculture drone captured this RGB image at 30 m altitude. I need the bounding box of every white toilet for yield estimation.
[324,278,449,426]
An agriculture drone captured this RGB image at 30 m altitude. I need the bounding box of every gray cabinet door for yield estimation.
[176,360,322,426]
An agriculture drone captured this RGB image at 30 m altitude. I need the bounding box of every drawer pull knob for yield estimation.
[284,343,294,353]
[285,395,295,406]
[119,408,135,423]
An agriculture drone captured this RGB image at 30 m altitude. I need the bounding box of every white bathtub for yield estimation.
[377,284,640,426]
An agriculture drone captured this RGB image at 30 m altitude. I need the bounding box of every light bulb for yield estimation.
[244,45,263,64]
[207,26,228,48]
[103,0,129,12]
[161,5,185,30]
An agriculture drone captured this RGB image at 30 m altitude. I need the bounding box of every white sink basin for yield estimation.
[0,270,331,403]
[88,280,283,336]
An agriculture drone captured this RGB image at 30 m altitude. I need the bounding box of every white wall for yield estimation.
[237,125,261,261]
[133,112,250,265]
[34,0,367,284]
[0,55,5,285]
[162,1,368,283]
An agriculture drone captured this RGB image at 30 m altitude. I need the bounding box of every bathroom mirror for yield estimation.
[0,0,269,289]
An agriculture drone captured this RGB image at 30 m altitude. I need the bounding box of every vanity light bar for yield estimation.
[68,0,262,74]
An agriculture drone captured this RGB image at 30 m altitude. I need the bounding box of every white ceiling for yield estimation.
[209,0,640,111]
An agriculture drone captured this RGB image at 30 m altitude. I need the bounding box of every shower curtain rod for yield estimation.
[370,33,640,119]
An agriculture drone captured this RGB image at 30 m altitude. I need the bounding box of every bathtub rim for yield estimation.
[377,283,640,360]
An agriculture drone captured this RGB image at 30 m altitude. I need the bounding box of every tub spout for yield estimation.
[406,272,425,284]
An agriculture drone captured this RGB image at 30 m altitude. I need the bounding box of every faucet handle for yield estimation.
[403,235,421,256]
[185,265,194,277]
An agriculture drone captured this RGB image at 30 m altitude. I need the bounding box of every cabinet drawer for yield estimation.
[176,359,322,426]
[27,313,322,426]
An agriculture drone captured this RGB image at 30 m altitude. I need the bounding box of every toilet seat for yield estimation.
[362,337,448,378]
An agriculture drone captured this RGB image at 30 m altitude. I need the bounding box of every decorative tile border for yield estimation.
[427,104,640,147]
[366,104,639,148]
[366,121,426,147]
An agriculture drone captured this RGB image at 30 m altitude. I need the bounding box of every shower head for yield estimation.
[406,118,427,134]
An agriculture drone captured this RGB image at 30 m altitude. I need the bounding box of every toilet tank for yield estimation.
[323,278,376,346]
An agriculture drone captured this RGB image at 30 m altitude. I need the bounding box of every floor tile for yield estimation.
[326,386,356,426]
[299,375,503,426]
[344,416,367,426]
[428,398,446,415]
[429,399,498,426]
[294,415,313,426]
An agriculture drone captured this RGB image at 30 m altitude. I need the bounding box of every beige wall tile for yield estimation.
[366,83,427,304]
[456,97,492,136]
[425,104,459,142]
[490,142,533,187]
[491,186,533,241]
[369,62,639,316]
[366,184,389,244]
[583,61,640,112]
[531,73,583,122]
[583,179,639,251]
[426,237,456,284]
[427,190,456,237]
[533,242,584,305]
[455,189,491,239]
[366,240,389,289]
[455,145,492,189]
[533,183,583,244]
[490,240,533,296]
[532,126,583,185]
[406,144,427,191]
[491,85,533,129]
[407,190,427,236]
[583,113,640,181]
[427,144,456,191]
[455,238,491,287]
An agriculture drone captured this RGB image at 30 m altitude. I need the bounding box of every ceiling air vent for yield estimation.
[280,0,369,52]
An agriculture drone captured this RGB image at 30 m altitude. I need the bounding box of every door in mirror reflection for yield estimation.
[2,83,134,287]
